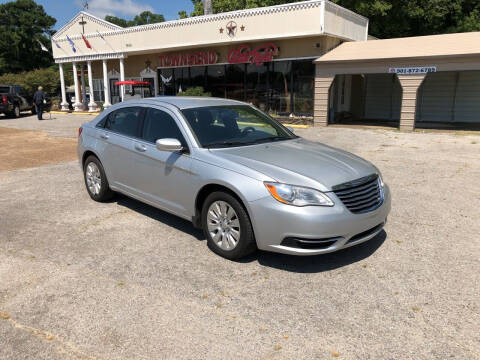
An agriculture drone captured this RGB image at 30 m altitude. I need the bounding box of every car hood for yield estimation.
[210,138,377,192]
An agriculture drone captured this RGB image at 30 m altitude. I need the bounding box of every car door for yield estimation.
[96,106,145,192]
[129,106,194,218]
[16,86,30,110]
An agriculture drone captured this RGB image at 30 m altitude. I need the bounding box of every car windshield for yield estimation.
[182,105,296,148]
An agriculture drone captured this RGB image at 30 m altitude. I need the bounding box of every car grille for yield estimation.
[332,174,384,214]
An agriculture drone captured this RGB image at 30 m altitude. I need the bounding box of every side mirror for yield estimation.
[286,126,295,133]
[156,138,184,152]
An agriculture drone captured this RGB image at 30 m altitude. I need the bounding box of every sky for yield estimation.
[0,0,195,29]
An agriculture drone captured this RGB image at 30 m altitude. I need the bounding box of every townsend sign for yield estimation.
[158,50,218,68]
[227,43,279,65]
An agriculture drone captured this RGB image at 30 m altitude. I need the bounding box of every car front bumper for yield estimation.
[248,185,391,255]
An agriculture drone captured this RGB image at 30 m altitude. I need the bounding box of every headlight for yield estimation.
[264,182,334,207]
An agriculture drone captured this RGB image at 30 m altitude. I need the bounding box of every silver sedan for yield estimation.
[78,97,391,259]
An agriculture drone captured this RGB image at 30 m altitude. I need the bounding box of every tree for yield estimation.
[0,0,56,75]
[131,11,165,26]
[187,0,303,17]
[105,15,128,28]
[104,11,165,28]
[178,10,188,19]
[0,65,73,95]
[182,0,480,38]
[332,0,480,38]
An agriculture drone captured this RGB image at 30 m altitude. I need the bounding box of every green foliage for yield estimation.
[184,0,480,38]
[189,0,307,17]
[0,0,56,75]
[178,10,188,19]
[105,11,165,28]
[0,66,73,96]
[331,0,480,37]
[177,86,212,97]
[105,15,128,27]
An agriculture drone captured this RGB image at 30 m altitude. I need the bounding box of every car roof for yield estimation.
[127,96,247,110]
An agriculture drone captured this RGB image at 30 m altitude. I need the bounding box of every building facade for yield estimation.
[54,0,479,130]
[52,0,368,121]
[314,31,480,130]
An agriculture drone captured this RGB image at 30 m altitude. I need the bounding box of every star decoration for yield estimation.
[240,25,245,31]
[226,22,237,36]
[219,27,224,33]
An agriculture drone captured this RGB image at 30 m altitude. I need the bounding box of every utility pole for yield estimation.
[204,0,213,15]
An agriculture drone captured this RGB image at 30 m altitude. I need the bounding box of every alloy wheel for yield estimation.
[207,200,241,251]
[85,162,102,195]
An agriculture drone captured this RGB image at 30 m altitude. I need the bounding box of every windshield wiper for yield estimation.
[249,136,292,145]
[204,141,250,148]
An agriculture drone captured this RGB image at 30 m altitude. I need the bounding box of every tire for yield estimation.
[83,155,114,202]
[12,105,20,118]
[202,191,256,260]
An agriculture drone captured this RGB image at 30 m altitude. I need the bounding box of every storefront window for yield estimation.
[246,63,269,111]
[190,66,207,89]
[292,60,315,115]
[157,58,315,118]
[207,65,226,98]
[174,67,189,93]
[226,64,245,102]
[269,61,292,115]
[159,68,175,95]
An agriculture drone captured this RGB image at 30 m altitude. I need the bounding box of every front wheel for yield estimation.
[83,156,114,202]
[202,192,256,260]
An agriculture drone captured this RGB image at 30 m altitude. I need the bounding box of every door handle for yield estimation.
[100,133,109,140]
[135,143,147,152]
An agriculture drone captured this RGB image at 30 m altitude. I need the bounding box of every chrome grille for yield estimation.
[332,174,383,214]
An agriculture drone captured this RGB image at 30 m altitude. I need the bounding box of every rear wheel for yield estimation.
[13,105,20,118]
[202,191,256,259]
[83,155,114,202]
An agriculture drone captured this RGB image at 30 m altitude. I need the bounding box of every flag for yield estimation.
[66,35,76,53]
[82,34,92,49]
[53,39,61,49]
[37,39,49,52]
[96,31,106,45]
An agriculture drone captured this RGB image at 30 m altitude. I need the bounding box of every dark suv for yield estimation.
[0,85,35,118]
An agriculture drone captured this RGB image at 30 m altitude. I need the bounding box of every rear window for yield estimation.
[0,86,10,94]
[104,107,145,138]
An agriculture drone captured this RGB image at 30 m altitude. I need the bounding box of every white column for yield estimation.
[119,58,125,101]
[59,63,69,111]
[72,62,82,112]
[102,59,111,109]
[80,64,88,110]
[87,61,97,112]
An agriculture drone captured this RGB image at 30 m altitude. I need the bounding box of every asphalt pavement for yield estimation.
[0,114,479,359]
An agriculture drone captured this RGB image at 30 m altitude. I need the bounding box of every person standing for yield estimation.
[33,86,46,120]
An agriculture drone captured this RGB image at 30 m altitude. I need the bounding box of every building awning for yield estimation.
[315,32,480,63]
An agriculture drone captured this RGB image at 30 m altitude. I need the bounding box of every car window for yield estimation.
[182,105,295,148]
[104,107,144,137]
[142,108,187,146]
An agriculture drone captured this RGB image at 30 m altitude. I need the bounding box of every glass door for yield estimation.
[109,78,119,104]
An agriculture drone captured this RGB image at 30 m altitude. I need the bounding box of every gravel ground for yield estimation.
[0,113,91,138]
[0,115,479,360]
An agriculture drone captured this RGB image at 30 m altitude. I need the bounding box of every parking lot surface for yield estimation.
[1,114,479,359]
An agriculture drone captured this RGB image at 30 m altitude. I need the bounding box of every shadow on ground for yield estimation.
[115,194,204,240]
[113,194,387,273]
[242,231,387,273]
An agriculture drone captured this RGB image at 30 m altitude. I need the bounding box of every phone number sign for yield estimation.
[389,66,437,74]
